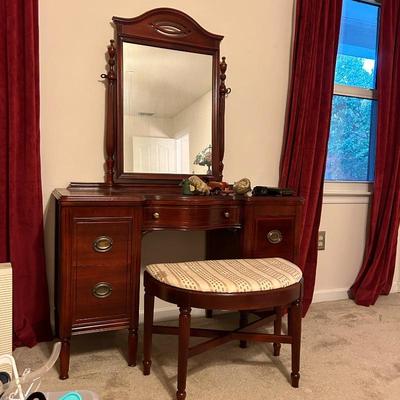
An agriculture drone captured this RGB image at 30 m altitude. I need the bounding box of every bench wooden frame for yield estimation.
[142,270,303,400]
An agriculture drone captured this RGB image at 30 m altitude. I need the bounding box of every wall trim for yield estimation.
[139,306,224,323]
[391,280,400,293]
[323,182,372,204]
[322,196,370,204]
[141,282,400,322]
[312,287,350,303]
[313,282,400,304]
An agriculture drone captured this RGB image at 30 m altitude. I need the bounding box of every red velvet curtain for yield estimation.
[0,0,52,346]
[349,0,400,306]
[279,0,342,314]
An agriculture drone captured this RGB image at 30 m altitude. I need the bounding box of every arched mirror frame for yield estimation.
[103,8,229,190]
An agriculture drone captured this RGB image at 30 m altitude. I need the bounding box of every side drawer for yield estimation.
[74,264,129,322]
[74,219,131,268]
[252,217,295,259]
[68,211,137,326]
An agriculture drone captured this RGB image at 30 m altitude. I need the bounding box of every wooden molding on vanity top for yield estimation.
[53,184,303,205]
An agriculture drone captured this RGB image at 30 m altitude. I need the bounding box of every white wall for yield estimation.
[316,196,370,302]
[39,0,398,324]
[172,90,212,175]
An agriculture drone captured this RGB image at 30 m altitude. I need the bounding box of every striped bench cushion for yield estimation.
[146,258,302,293]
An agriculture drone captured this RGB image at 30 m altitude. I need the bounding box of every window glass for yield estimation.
[326,95,377,181]
[334,0,379,89]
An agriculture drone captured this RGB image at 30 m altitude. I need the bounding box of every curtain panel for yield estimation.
[279,0,343,314]
[0,0,52,346]
[349,0,400,306]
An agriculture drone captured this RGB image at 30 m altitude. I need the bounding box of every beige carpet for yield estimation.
[13,293,400,400]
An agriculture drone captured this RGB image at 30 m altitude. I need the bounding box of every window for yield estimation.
[325,0,380,182]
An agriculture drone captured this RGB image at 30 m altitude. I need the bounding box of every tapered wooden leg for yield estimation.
[288,299,302,388]
[239,311,248,348]
[143,291,155,375]
[205,309,213,318]
[176,306,191,400]
[128,328,138,366]
[273,306,282,356]
[59,338,70,380]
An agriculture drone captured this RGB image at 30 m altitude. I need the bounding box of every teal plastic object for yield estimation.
[58,392,82,400]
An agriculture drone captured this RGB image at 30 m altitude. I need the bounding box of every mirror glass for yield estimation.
[123,42,213,175]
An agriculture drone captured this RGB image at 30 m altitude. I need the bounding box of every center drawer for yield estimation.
[143,205,241,230]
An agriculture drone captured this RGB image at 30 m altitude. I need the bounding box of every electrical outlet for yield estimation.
[318,231,326,250]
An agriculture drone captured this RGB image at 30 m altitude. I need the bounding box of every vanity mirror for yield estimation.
[103,8,229,188]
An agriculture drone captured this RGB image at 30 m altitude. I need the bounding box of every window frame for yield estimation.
[325,0,381,185]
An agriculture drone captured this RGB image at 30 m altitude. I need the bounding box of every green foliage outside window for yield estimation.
[325,55,376,181]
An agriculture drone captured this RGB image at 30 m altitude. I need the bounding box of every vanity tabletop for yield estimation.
[53,183,303,207]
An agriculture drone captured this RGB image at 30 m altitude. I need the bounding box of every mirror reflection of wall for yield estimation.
[123,42,213,174]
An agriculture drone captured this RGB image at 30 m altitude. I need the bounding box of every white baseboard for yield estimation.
[139,282,400,322]
[139,306,222,324]
[391,281,400,293]
[312,288,350,303]
[312,281,400,304]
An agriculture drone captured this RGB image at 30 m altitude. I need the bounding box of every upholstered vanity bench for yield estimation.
[143,258,303,400]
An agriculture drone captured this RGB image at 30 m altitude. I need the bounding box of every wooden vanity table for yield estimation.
[53,8,303,379]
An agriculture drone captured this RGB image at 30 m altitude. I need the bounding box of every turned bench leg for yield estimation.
[239,311,248,348]
[177,306,191,400]
[273,306,283,356]
[288,299,301,388]
[143,291,155,375]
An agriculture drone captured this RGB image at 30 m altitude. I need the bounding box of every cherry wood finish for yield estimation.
[53,6,304,384]
[101,40,116,187]
[54,189,144,379]
[103,8,228,188]
[53,186,303,379]
[143,271,303,399]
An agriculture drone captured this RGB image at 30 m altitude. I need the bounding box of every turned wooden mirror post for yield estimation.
[102,8,230,190]
[102,40,117,187]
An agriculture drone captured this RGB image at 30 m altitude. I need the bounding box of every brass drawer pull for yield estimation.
[93,236,113,253]
[224,211,230,218]
[153,212,160,219]
[267,230,283,244]
[92,282,112,298]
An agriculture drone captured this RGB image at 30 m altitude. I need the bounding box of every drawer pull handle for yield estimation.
[267,230,283,244]
[224,211,230,218]
[93,236,113,253]
[153,212,160,220]
[92,282,112,298]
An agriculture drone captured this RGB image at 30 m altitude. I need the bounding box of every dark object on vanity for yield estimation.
[53,7,304,380]
[252,186,295,197]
